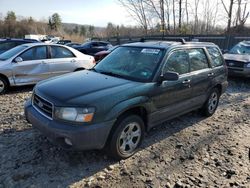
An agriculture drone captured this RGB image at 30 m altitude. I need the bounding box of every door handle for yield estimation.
[71,59,76,63]
[182,79,191,84]
[208,72,214,77]
[41,61,46,64]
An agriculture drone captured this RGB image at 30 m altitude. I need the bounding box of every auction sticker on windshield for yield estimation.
[141,49,160,54]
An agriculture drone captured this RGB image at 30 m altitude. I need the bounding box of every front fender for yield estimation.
[104,96,151,121]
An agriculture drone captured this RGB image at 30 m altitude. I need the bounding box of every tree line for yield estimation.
[0,1,249,41]
[0,11,96,41]
[117,0,250,35]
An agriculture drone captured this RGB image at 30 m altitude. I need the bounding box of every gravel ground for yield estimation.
[0,78,249,188]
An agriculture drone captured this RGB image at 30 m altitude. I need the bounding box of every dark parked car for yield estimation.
[57,40,72,45]
[224,41,250,77]
[25,40,228,159]
[0,38,39,54]
[65,42,81,48]
[94,46,118,62]
[74,41,113,56]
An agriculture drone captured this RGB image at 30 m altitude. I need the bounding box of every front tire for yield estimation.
[107,115,145,160]
[202,88,220,117]
[0,77,8,95]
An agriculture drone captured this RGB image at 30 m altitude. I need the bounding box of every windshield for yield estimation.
[229,43,250,55]
[94,46,164,82]
[0,45,28,61]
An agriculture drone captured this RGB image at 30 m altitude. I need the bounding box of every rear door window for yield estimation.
[206,47,224,67]
[188,49,209,72]
[50,46,75,58]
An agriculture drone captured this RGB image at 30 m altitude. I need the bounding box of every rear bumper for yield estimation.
[24,99,115,150]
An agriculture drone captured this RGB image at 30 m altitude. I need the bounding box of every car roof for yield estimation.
[0,38,38,42]
[19,43,69,48]
[122,41,216,49]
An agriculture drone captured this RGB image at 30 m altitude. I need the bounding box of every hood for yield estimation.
[36,70,140,105]
[224,53,250,63]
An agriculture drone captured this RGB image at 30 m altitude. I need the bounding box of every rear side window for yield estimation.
[163,50,189,75]
[20,46,47,61]
[207,47,224,67]
[189,49,209,71]
[51,46,75,58]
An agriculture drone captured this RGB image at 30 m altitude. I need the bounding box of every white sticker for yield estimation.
[141,49,160,54]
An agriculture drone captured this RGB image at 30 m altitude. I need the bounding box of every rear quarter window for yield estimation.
[207,47,224,67]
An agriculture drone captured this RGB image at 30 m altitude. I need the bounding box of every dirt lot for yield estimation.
[0,78,249,188]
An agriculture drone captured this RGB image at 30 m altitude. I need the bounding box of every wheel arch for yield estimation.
[0,73,10,86]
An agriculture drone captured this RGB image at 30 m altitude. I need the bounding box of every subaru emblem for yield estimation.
[38,101,43,108]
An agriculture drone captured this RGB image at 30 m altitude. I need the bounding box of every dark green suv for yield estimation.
[25,40,228,159]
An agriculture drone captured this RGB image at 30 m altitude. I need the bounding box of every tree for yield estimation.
[48,13,62,31]
[193,0,200,34]
[235,0,249,28]
[106,22,117,37]
[178,0,182,29]
[221,0,235,33]
[118,0,149,34]
[88,25,95,38]
[5,11,16,22]
[172,0,176,33]
[4,11,17,37]
[73,25,79,34]
[80,26,86,36]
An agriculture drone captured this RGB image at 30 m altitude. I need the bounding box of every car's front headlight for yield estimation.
[54,107,95,123]
[246,63,250,68]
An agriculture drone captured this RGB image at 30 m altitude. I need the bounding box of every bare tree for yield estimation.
[172,0,176,33]
[193,0,200,34]
[221,0,235,32]
[235,0,249,27]
[178,0,182,29]
[164,0,171,30]
[118,0,149,34]
[185,0,189,25]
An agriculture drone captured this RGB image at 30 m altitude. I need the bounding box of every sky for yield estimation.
[0,0,135,27]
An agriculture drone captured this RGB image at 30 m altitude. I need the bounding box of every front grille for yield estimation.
[33,94,53,119]
[225,60,245,68]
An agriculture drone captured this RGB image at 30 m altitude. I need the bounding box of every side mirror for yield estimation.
[14,57,23,63]
[158,71,179,83]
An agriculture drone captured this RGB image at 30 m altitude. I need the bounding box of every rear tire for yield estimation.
[202,88,220,117]
[107,115,145,160]
[0,77,8,95]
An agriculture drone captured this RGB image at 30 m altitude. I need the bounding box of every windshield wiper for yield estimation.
[89,67,98,72]
[99,71,124,78]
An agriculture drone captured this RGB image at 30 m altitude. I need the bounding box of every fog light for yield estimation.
[64,138,73,146]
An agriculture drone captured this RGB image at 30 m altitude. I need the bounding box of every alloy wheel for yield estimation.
[118,122,142,155]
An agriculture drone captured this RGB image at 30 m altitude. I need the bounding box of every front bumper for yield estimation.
[24,99,115,150]
[228,67,250,77]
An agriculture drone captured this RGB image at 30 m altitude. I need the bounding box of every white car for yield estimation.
[0,43,95,94]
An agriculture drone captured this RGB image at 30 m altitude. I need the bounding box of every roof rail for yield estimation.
[140,37,186,44]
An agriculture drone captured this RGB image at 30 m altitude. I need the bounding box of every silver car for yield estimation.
[224,41,250,77]
[0,43,95,94]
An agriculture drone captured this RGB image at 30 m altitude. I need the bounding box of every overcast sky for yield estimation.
[0,0,135,26]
